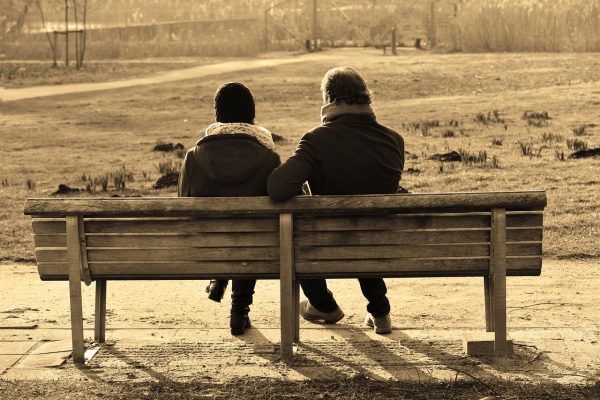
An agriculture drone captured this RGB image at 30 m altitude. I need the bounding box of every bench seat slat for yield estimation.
[295,256,541,277]
[85,218,278,233]
[295,213,542,232]
[294,228,541,246]
[295,243,540,260]
[36,261,279,280]
[34,232,279,248]
[36,247,279,263]
[85,233,278,248]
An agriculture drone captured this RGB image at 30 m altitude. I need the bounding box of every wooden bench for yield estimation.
[24,191,546,364]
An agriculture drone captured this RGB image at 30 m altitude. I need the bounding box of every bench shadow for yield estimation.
[237,327,343,379]
[323,322,571,384]
[77,342,172,384]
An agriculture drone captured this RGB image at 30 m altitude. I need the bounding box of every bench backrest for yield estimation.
[24,192,546,281]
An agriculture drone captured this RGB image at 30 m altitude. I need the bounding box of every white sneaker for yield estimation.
[364,313,392,334]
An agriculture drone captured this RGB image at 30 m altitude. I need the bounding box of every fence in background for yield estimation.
[0,18,262,60]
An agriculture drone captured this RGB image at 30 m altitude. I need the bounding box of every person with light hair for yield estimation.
[267,67,405,334]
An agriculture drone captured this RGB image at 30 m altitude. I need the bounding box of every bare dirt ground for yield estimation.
[0,258,598,398]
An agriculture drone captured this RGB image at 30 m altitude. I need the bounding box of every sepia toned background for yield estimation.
[1,1,599,398]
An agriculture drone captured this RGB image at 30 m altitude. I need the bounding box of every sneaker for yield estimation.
[300,300,344,324]
[230,312,251,336]
[364,313,392,334]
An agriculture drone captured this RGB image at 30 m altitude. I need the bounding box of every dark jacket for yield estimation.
[267,114,404,202]
[178,134,281,197]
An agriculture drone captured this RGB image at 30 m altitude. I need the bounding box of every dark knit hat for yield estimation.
[214,82,255,124]
[321,67,372,105]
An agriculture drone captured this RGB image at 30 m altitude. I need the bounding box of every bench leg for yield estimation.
[484,277,494,332]
[94,279,107,343]
[293,281,300,342]
[279,213,295,362]
[491,208,510,355]
[66,216,85,364]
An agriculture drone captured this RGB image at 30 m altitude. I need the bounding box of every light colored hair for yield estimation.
[320,67,372,105]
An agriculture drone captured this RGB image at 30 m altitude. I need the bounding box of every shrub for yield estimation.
[554,147,566,162]
[111,165,135,191]
[542,133,564,143]
[474,110,504,125]
[156,159,182,175]
[492,137,503,146]
[523,111,551,128]
[442,130,456,138]
[458,148,488,166]
[518,142,542,159]
[567,139,588,151]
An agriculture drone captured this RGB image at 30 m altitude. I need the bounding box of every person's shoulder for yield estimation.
[301,123,332,141]
[377,123,404,144]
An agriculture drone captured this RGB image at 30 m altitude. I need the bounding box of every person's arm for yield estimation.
[177,150,194,197]
[267,131,319,202]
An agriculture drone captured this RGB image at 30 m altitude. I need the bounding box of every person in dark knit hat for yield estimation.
[267,67,405,334]
[179,82,280,335]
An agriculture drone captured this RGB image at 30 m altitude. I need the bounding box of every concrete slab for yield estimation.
[0,341,37,375]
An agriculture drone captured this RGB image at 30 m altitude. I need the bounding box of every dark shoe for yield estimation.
[364,313,392,334]
[206,279,228,303]
[300,300,344,324]
[230,312,251,336]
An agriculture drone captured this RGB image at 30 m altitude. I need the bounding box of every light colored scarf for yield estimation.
[204,122,275,150]
[320,102,376,123]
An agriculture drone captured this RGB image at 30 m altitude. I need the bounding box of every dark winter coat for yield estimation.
[178,134,281,197]
[267,113,404,202]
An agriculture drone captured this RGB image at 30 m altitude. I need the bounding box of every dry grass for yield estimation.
[0,376,598,400]
[454,0,600,52]
[0,49,599,262]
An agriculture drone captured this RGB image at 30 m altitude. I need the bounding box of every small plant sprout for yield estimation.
[572,125,587,136]
[26,178,36,191]
[491,155,500,169]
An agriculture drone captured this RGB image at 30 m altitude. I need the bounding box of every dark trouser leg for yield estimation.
[231,279,256,310]
[299,279,339,313]
[358,278,390,318]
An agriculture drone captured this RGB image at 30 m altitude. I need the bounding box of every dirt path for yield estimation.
[1,259,598,385]
[0,54,316,102]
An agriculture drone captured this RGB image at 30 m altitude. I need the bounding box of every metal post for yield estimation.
[53,31,58,67]
[311,0,318,50]
[264,10,269,51]
[65,0,69,67]
[430,0,437,49]
[391,25,397,55]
